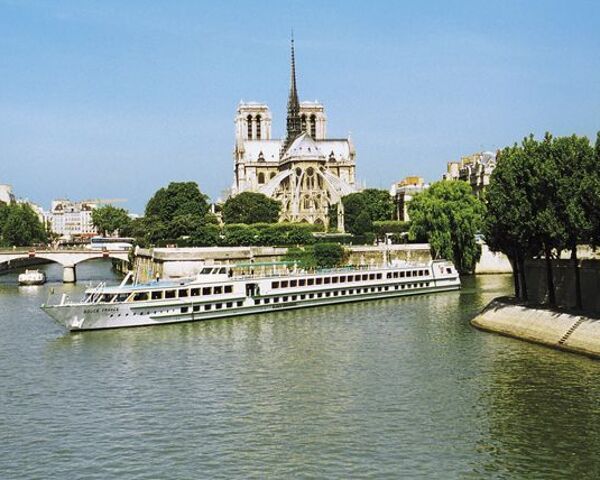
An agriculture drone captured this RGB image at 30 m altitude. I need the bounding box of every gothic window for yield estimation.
[258,172,265,184]
[270,172,276,179]
[310,114,316,138]
[256,115,262,140]
[246,115,253,139]
[301,114,307,132]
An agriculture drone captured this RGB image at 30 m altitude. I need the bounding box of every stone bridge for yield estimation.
[0,249,130,282]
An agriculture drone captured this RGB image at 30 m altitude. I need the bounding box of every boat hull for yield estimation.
[42,283,460,332]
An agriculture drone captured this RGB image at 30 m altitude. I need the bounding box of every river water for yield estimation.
[1,261,600,479]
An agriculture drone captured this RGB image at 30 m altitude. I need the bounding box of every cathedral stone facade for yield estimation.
[231,39,356,230]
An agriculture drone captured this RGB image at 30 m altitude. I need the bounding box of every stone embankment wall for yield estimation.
[524,258,600,313]
[475,243,512,274]
[132,244,432,282]
[471,298,600,359]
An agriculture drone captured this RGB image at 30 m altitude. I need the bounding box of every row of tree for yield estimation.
[484,132,600,308]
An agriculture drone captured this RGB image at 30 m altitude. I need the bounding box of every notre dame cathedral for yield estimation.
[231,38,357,231]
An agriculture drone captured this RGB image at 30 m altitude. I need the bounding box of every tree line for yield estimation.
[484,132,600,308]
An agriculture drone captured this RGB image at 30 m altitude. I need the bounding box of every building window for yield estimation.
[310,114,316,138]
[256,115,261,139]
[258,172,265,184]
[247,114,253,139]
[301,114,307,132]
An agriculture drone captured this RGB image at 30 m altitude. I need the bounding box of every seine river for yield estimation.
[1,260,600,479]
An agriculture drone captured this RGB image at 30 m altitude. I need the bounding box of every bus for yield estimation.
[86,236,134,251]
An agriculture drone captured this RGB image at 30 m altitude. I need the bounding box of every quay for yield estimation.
[471,298,600,359]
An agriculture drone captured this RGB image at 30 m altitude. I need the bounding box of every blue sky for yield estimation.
[1,0,599,213]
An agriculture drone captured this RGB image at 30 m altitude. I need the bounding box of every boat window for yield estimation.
[116,294,129,302]
[386,272,392,279]
[406,271,412,277]
[165,290,176,299]
[340,276,346,282]
[100,294,115,303]
[178,289,188,298]
[272,281,279,289]
[264,298,270,304]
[333,291,338,296]
[325,292,331,297]
[151,291,163,300]
[307,278,314,286]
[369,274,375,280]
[202,287,211,295]
[214,286,223,295]
[191,288,200,296]
[201,267,212,274]
[273,297,279,303]
[193,305,200,312]
[133,292,149,302]
[226,302,233,308]
[446,267,452,274]
[281,281,288,288]
[181,307,189,313]
[324,277,331,284]
[362,274,368,281]
[300,294,306,300]
[309,293,314,299]
[219,268,227,274]
[376,273,382,279]
[237,301,243,307]
[400,271,405,278]
[332,277,338,284]
[394,272,399,278]
[347,275,353,282]
[425,270,430,276]
[224,285,233,294]
[290,280,297,287]
[283,296,288,302]
[316,278,322,285]
[204,304,211,311]
[317,293,322,298]
[299,279,305,286]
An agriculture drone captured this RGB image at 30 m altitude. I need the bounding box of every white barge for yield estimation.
[18,269,46,286]
[41,260,460,331]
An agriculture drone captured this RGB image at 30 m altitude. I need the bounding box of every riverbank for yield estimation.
[471,297,600,359]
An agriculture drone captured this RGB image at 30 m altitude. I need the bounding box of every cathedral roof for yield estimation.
[282,132,326,161]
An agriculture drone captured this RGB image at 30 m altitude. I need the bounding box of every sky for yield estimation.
[1,0,599,214]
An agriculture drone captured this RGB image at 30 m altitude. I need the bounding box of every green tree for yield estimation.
[342,189,394,235]
[91,205,131,236]
[1,204,46,247]
[549,134,595,308]
[145,182,210,222]
[190,224,220,246]
[484,143,540,300]
[313,242,347,268]
[408,181,485,274]
[222,192,281,224]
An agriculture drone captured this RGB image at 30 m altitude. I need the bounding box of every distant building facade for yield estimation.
[390,176,430,221]
[0,184,15,205]
[45,199,99,238]
[443,151,497,198]
[231,38,357,230]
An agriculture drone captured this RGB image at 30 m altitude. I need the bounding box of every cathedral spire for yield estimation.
[282,33,302,157]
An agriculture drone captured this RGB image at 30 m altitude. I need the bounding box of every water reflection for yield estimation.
[3,270,600,479]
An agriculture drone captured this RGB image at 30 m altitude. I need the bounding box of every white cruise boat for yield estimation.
[18,269,46,286]
[41,260,460,332]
